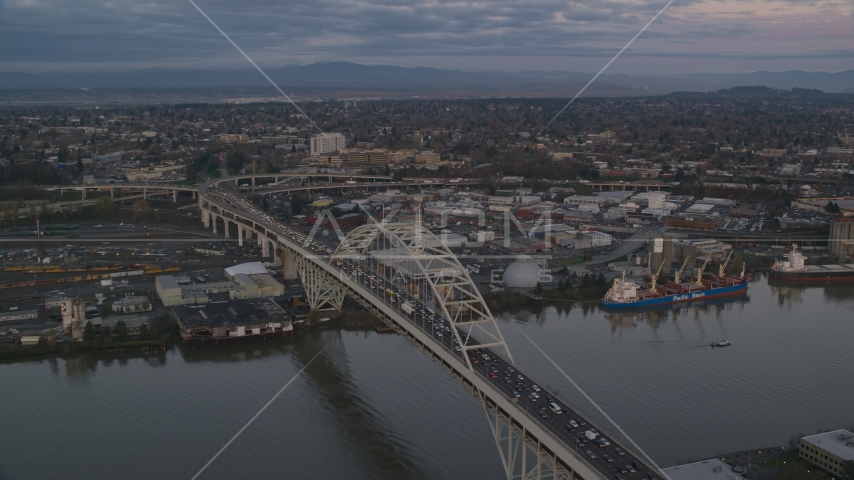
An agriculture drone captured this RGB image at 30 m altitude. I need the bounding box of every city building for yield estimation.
[563,195,613,207]
[0,309,38,322]
[663,459,745,480]
[438,233,468,248]
[171,298,293,343]
[830,218,854,260]
[310,132,346,156]
[155,275,208,307]
[799,430,854,479]
[312,197,334,208]
[414,150,441,164]
[111,296,153,314]
[665,214,719,231]
[344,150,389,168]
[470,230,496,243]
[214,134,249,144]
[581,231,613,247]
[101,314,152,335]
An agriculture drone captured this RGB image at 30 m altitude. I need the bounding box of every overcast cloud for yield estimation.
[0,0,852,74]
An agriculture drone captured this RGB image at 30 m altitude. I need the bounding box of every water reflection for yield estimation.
[178,339,295,364]
[601,294,750,333]
[768,276,854,305]
[290,331,428,480]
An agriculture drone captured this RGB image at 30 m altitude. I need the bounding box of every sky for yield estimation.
[0,0,852,75]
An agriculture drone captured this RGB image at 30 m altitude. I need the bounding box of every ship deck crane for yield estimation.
[718,250,734,277]
[649,259,666,292]
[674,256,691,283]
[695,255,712,286]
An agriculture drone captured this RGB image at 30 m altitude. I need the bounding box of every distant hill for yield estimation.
[666,86,831,98]
[0,62,852,96]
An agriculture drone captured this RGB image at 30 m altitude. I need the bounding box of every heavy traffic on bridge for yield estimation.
[199,174,663,480]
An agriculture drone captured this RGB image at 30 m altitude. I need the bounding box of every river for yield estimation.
[1,273,852,479]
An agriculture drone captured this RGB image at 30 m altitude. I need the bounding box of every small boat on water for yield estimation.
[711,340,731,348]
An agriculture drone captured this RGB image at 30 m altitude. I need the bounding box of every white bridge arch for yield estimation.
[332,222,514,368]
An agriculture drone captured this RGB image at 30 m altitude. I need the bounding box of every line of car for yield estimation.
[210,186,659,480]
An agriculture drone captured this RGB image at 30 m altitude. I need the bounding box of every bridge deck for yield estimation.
[200,175,662,480]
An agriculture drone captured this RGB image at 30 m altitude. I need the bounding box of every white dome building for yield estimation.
[503,256,543,288]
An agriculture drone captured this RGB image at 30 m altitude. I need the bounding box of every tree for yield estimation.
[826,201,841,214]
[149,318,162,335]
[47,329,56,348]
[101,325,112,340]
[307,309,320,326]
[488,176,498,195]
[114,320,128,338]
[95,196,116,218]
[83,320,96,341]
[139,323,150,336]
[132,199,153,221]
[76,157,84,173]
[291,193,309,215]
[533,282,543,295]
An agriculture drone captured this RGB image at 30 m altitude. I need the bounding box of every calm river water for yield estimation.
[1,273,852,480]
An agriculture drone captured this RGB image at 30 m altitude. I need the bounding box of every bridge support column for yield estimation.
[237,225,244,246]
[211,215,217,234]
[482,394,573,480]
[287,245,343,311]
[172,189,177,202]
[143,188,147,200]
[81,188,86,200]
[223,218,230,240]
[202,209,210,228]
[278,247,298,280]
[259,234,269,257]
[110,188,114,199]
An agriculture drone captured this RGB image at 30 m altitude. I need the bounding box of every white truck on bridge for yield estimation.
[401,302,415,315]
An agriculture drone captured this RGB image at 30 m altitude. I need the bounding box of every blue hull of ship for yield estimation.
[601,281,749,310]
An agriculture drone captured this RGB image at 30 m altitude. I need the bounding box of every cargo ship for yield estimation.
[601,253,750,310]
[769,244,854,282]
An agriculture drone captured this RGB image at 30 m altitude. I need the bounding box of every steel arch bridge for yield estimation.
[331,222,514,366]
[194,174,662,480]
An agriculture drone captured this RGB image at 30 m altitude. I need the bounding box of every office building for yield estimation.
[799,430,854,479]
[663,459,745,480]
[310,132,346,156]
[344,150,389,168]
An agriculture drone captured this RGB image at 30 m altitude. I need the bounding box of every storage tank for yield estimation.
[648,234,675,274]
[503,256,543,288]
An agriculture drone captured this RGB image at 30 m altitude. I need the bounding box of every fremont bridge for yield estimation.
[88,172,666,480]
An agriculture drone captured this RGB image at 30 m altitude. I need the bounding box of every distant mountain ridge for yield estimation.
[0,62,852,95]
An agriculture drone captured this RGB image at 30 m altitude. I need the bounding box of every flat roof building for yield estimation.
[564,195,612,207]
[156,266,284,307]
[0,309,39,322]
[112,296,153,314]
[171,298,293,343]
[310,132,345,156]
[663,459,745,480]
[799,429,854,479]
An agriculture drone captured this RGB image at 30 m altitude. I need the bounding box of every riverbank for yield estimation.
[0,334,171,362]
[485,285,610,313]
